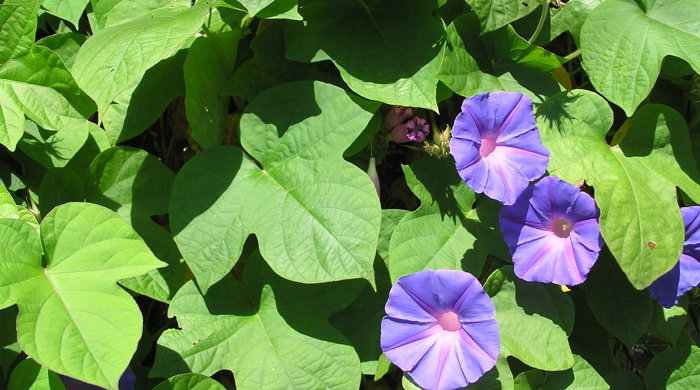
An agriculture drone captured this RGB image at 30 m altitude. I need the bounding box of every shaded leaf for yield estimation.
[485,266,575,371]
[438,13,562,103]
[73,2,208,115]
[152,254,363,389]
[287,0,445,110]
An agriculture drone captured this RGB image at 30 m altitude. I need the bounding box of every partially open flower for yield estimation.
[381,269,499,390]
[648,206,700,308]
[450,91,549,205]
[499,176,603,286]
[392,117,430,143]
[384,105,415,128]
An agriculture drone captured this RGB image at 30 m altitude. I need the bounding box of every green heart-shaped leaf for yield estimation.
[0,203,165,389]
[581,0,700,115]
[170,81,380,291]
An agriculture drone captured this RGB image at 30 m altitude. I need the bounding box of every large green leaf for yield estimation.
[0,45,96,151]
[537,90,700,288]
[513,355,609,390]
[387,156,502,282]
[584,251,653,347]
[0,0,40,66]
[73,2,208,116]
[153,374,225,390]
[87,147,183,302]
[466,0,540,32]
[184,27,241,149]
[0,203,165,390]
[438,13,562,103]
[41,0,89,27]
[286,0,445,110]
[152,254,363,389]
[90,0,191,29]
[644,346,700,390]
[484,266,575,371]
[580,0,700,116]
[170,81,380,291]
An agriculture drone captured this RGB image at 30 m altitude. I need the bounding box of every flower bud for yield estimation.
[366,157,380,198]
[383,106,414,128]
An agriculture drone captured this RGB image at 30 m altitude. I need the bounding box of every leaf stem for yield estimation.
[564,49,582,61]
[528,4,549,44]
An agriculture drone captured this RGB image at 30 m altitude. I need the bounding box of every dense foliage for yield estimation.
[0,0,699,389]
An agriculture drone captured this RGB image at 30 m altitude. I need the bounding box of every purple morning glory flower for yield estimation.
[499,176,603,286]
[648,206,700,308]
[449,91,549,205]
[381,269,499,390]
[392,117,430,143]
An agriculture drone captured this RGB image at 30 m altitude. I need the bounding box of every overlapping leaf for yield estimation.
[549,0,602,43]
[153,374,225,390]
[645,346,700,390]
[0,203,164,389]
[438,13,562,103]
[73,2,209,116]
[185,24,242,149]
[484,267,575,371]
[581,0,700,115]
[286,0,445,110]
[236,0,300,19]
[537,90,700,288]
[87,147,183,302]
[585,251,653,347]
[466,0,540,32]
[90,0,191,29]
[170,81,380,291]
[0,45,96,151]
[331,209,406,374]
[152,254,363,389]
[513,355,609,390]
[388,156,505,282]
[0,0,40,66]
[41,0,90,28]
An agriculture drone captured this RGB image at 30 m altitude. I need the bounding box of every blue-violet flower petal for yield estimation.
[648,206,700,308]
[381,269,499,390]
[450,91,549,205]
[499,176,603,285]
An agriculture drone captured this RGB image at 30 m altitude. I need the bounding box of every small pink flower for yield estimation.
[384,106,414,128]
[392,117,430,143]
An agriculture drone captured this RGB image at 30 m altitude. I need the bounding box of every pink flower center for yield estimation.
[437,311,461,332]
[479,137,497,157]
[552,218,573,238]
